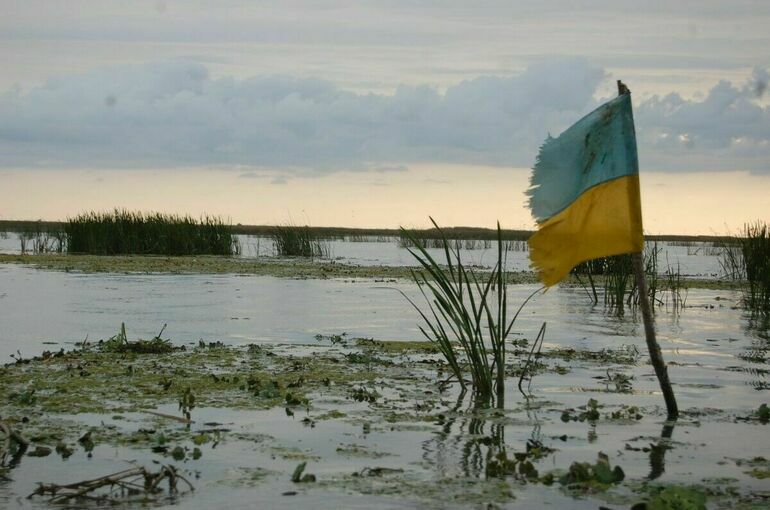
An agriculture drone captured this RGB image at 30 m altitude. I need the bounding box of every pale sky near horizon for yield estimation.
[1,1,769,234]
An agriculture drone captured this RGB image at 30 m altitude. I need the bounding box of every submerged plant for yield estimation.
[401,218,541,406]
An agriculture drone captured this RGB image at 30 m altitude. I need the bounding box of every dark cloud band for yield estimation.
[0,59,767,173]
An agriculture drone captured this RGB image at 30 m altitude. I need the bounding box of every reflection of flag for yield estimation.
[527,92,643,286]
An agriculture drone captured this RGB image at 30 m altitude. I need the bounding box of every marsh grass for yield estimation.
[401,218,542,405]
[721,222,770,313]
[65,210,237,256]
[572,243,687,314]
[271,225,329,257]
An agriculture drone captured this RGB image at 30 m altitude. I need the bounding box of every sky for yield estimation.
[1,0,769,234]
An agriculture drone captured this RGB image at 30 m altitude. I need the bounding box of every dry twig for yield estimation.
[0,420,30,466]
[28,464,194,503]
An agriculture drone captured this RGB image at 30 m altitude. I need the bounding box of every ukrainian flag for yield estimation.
[527,92,643,286]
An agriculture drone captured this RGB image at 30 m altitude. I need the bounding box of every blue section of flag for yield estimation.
[526,94,639,223]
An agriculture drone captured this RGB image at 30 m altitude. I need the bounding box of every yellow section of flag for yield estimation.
[529,173,643,287]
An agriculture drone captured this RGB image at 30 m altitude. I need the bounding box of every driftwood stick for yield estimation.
[632,252,679,419]
[144,410,194,424]
[29,465,193,503]
[1,421,31,466]
[0,421,31,447]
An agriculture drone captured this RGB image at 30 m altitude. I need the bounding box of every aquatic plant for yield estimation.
[401,218,542,406]
[65,209,237,256]
[721,221,770,313]
[571,243,685,314]
[99,323,175,354]
[271,224,329,257]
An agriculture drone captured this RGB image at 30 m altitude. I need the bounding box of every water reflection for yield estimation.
[424,391,547,481]
[742,314,769,390]
[648,422,674,480]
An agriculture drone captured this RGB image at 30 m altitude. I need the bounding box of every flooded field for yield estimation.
[0,232,725,277]
[0,249,767,509]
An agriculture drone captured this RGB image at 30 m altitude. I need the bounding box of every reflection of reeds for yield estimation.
[402,218,540,405]
[271,225,329,258]
[66,209,237,256]
[18,221,65,254]
[722,222,770,313]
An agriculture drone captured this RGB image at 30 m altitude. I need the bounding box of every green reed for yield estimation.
[572,243,672,315]
[722,221,770,313]
[401,218,541,406]
[65,209,238,256]
[271,225,329,258]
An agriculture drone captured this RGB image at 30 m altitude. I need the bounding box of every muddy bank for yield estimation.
[0,254,738,289]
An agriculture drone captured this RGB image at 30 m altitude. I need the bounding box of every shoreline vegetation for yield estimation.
[65,210,238,256]
[0,253,741,290]
[0,219,738,244]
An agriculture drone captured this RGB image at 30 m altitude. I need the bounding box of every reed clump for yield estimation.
[402,218,541,406]
[571,243,686,314]
[721,221,770,313]
[65,209,238,256]
[271,225,329,257]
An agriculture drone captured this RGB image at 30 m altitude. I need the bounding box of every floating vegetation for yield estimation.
[0,332,767,509]
[314,332,349,346]
[640,485,707,510]
[543,344,641,365]
[557,452,625,488]
[402,218,543,405]
[721,221,770,313]
[99,323,176,354]
[65,209,238,256]
[271,224,329,257]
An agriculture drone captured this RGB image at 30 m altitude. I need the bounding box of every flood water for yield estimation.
[0,263,765,409]
[1,232,725,277]
[1,246,767,509]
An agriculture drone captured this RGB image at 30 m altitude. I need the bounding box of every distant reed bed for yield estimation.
[65,210,239,256]
[271,225,329,257]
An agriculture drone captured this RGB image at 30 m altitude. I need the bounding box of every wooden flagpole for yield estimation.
[619,80,679,420]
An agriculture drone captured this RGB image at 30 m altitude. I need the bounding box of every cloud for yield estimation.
[0,59,768,173]
[0,58,602,171]
[635,67,770,171]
